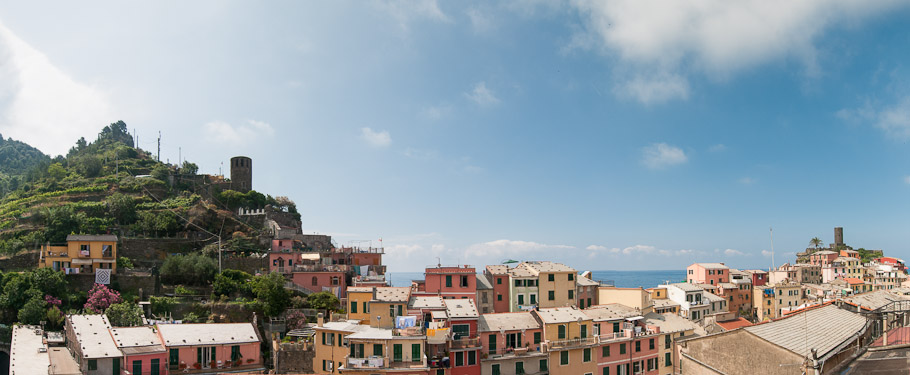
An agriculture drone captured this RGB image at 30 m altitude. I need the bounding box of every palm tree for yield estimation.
[809,237,823,249]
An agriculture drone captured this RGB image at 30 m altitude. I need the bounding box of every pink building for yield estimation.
[686,263,730,286]
[156,323,263,372]
[291,271,347,297]
[444,299,482,375]
[420,265,477,300]
[110,326,168,375]
[485,265,511,313]
[478,312,545,375]
[809,250,839,266]
[745,270,768,287]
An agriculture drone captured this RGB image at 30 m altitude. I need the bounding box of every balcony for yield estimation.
[450,337,482,349]
[345,355,427,370]
[599,330,632,343]
[347,356,385,369]
[547,336,598,350]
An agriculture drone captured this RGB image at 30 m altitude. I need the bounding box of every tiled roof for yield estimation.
[373,287,410,302]
[408,296,445,310]
[652,299,680,308]
[716,318,753,331]
[508,264,537,278]
[475,274,494,290]
[156,323,259,347]
[745,305,866,360]
[486,265,509,275]
[67,234,118,242]
[521,261,576,273]
[478,312,540,332]
[315,320,364,333]
[692,263,729,269]
[581,304,640,321]
[535,307,589,324]
[444,299,479,319]
[844,278,864,285]
[68,315,121,359]
[842,289,910,310]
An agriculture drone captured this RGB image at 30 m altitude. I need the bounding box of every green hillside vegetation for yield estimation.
[0,121,293,256]
[0,132,52,196]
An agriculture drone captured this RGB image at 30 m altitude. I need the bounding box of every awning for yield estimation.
[93,259,115,263]
[70,258,93,265]
[431,311,448,319]
[300,253,320,261]
[625,316,644,321]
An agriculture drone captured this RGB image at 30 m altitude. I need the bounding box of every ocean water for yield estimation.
[387,270,685,289]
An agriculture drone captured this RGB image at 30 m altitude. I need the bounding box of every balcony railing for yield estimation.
[547,336,598,350]
[345,355,427,369]
[599,330,632,342]
[347,356,385,369]
[450,337,482,349]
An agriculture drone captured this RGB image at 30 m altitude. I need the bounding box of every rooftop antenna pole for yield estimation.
[157,131,161,162]
[770,226,775,271]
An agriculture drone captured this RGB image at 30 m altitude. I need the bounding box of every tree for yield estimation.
[43,205,79,243]
[180,161,198,175]
[809,237,823,249]
[151,165,169,183]
[286,309,307,330]
[47,163,67,181]
[213,270,253,297]
[251,272,291,317]
[106,302,143,327]
[149,296,177,316]
[105,193,137,225]
[98,121,134,147]
[305,291,340,311]
[18,297,47,325]
[31,268,66,298]
[160,254,217,285]
[46,306,65,330]
[85,284,122,313]
[77,155,103,178]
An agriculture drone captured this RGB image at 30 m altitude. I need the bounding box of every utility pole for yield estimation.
[770,226,775,271]
[157,131,161,162]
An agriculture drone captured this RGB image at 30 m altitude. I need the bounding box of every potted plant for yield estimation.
[192,363,201,369]
[209,361,217,368]
[178,363,187,370]
[246,358,255,364]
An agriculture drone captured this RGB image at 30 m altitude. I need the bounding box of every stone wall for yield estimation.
[120,238,207,267]
[276,342,314,374]
[0,250,39,271]
[222,255,267,274]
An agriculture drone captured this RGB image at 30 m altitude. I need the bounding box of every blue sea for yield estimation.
[387,270,685,289]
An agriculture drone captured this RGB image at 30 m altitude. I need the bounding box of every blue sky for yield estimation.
[2,1,910,272]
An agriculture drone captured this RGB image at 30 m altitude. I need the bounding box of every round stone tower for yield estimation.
[230,156,252,193]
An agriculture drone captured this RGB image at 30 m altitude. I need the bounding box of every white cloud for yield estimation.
[904,176,910,185]
[641,143,688,169]
[0,22,114,156]
[204,119,274,145]
[467,7,495,34]
[761,250,773,257]
[569,0,908,103]
[420,104,452,121]
[586,245,607,251]
[587,244,695,256]
[708,144,727,153]
[724,249,745,256]
[465,81,500,107]
[838,97,910,140]
[360,127,392,147]
[465,239,573,258]
[375,0,451,30]
[738,177,756,185]
[615,73,689,104]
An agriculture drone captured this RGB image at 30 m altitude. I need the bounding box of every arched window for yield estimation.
[312,276,318,286]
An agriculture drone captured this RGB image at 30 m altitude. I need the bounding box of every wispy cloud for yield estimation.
[708,144,727,153]
[738,177,756,185]
[420,104,452,121]
[374,0,451,31]
[724,249,746,256]
[465,239,573,258]
[0,22,114,156]
[568,1,909,103]
[204,120,275,145]
[465,81,501,107]
[641,143,688,169]
[361,127,392,147]
[838,97,910,140]
[466,7,495,34]
[587,244,696,257]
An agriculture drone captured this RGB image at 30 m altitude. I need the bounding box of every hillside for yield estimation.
[0,132,51,196]
[0,121,299,256]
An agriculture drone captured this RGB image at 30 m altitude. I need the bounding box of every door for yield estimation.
[169,349,179,368]
[112,358,120,375]
[393,344,402,363]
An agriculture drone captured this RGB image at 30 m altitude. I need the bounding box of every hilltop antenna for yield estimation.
[770,226,775,271]
[157,131,161,162]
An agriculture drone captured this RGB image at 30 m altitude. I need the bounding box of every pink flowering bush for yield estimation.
[286,310,307,330]
[84,284,122,313]
[45,295,62,306]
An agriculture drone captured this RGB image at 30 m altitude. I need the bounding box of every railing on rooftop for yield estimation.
[599,330,632,342]
[450,337,482,349]
[547,336,598,350]
[597,279,616,287]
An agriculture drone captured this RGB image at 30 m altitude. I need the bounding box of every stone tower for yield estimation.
[834,227,844,247]
[230,156,252,193]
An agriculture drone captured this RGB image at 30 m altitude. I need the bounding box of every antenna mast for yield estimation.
[770,226,775,271]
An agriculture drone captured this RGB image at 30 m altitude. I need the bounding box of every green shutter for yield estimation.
[211,346,216,363]
[540,358,547,371]
[151,358,159,375]
[351,301,357,313]
[374,344,383,356]
[412,343,421,362]
[197,347,202,364]
[169,349,179,365]
[489,334,497,354]
[393,344,403,362]
[558,325,566,339]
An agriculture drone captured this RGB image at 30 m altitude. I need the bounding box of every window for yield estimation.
[530,294,537,305]
[548,274,555,282]
[583,348,592,362]
[665,334,671,349]
[133,360,142,375]
[489,334,497,354]
[633,361,640,373]
[539,359,548,371]
[558,325,566,339]
[364,302,370,313]
[390,305,396,317]
[492,364,501,375]
[580,324,587,338]
[619,343,626,355]
[515,280,522,287]
[468,351,477,365]
[312,276,318,286]
[497,277,502,284]
[635,341,641,352]
[568,273,574,281]
[612,322,620,333]
[151,358,159,375]
[603,345,610,357]
[231,345,241,361]
[649,338,654,350]
[518,294,525,305]
[455,351,464,366]
[560,351,569,365]
[516,361,524,374]
[446,275,453,287]
[497,294,502,301]
[351,301,357,313]
[534,332,541,344]
[665,352,672,366]
[393,344,403,362]
[568,290,574,300]
[102,244,112,257]
[548,291,555,301]
[374,344,383,356]
[453,324,470,339]
[331,276,339,285]
[412,344,421,362]
[88,359,97,371]
[461,275,469,287]
[169,349,179,367]
[603,367,610,375]
[397,305,403,316]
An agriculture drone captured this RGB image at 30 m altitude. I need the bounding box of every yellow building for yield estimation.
[521,261,578,309]
[39,235,118,275]
[597,286,653,313]
[341,329,428,374]
[347,287,374,323]
[368,287,411,329]
[313,318,357,374]
[534,307,598,375]
[753,282,803,321]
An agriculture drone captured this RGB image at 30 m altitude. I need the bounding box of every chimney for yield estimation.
[317,313,325,327]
